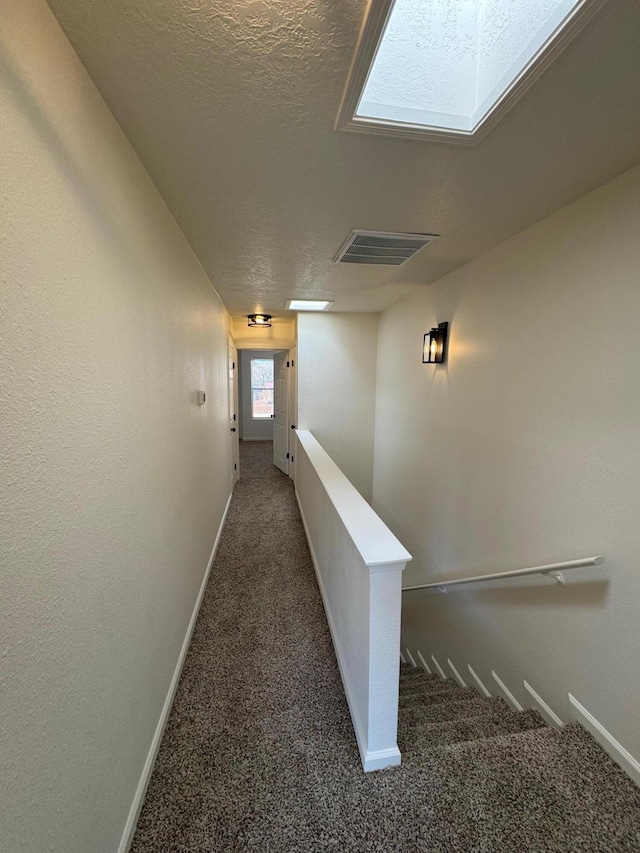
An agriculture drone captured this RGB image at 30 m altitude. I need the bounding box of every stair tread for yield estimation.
[399,695,511,725]
[385,723,640,850]
[399,708,546,757]
[400,680,468,700]
[399,684,482,708]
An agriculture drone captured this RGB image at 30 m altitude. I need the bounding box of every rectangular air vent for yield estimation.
[334,230,439,266]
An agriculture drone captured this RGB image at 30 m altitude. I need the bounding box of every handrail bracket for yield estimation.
[543,570,566,586]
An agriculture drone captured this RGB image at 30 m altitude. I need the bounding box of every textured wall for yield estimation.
[297,313,378,501]
[0,3,231,852]
[373,164,640,758]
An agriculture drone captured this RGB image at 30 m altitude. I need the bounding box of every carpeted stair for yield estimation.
[131,441,640,852]
[397,664,547,758]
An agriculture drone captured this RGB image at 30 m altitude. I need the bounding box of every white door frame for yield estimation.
[288,345,297,481]
[228,339,240,485]
[273,350,289,475]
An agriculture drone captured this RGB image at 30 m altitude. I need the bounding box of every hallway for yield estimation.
[130,441,640,853]
[131,440,360,851]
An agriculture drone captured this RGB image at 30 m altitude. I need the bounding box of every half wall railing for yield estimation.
[294,430,412,772]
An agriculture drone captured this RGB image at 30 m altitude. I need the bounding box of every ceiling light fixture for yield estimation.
[285,300,333,312]
[247,314,272,327]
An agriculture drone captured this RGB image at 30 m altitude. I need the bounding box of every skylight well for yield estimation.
[337,0,606,143]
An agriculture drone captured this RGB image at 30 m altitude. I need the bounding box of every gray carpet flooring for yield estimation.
[131,440,640,852]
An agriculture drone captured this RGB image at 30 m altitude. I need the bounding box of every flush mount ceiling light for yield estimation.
[247,314,272,327]
[285,300,334,311]
[336,0,607,144]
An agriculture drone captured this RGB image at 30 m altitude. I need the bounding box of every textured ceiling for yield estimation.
[46,0,640,318]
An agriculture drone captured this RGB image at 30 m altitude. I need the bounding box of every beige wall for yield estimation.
[0,3,231,852]
[297,313,378,501]
[231,316,295,351]
[373,164,640,756]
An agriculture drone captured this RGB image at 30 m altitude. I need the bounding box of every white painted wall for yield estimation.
[297,313,378,502]
[239,349,275,440]
[373,164,640,759]
[0,3,231,852]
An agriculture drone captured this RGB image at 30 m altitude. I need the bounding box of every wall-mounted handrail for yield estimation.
[402,556,604,592]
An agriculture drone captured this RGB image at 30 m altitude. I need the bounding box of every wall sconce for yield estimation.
[247,314,272,328]
[423,322,448,364]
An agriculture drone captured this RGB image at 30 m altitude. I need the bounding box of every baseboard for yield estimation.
[296,490,401,773]
[117,490,234,853]
[405,648,417,668]
[492,671,524,711]
[240,437,273,442]
[417,651,432,674]
[431,655,447,680]
[467,665,491,698]
[447,658,467,688]
[569,693,640,788]
[524,680,563,727]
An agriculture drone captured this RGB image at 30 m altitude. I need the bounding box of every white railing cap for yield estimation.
[296,430,412,569]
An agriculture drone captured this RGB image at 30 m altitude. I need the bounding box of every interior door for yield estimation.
[288,345,297,481]
[273,351,289,475]
[228,340,240,485]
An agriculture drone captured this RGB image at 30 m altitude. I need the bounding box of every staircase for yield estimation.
[398,663,640,850]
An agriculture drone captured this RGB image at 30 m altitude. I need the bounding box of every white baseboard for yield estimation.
[492,671,524,711]
[467,665,491,698]
[569,693,640,788]
[417,651,432,674]
[405,648,417,668]
[524,680,563,727]
[448,658,467,688]
[296,490,401,773]
[431,655,447,680]
[117,490,234,853]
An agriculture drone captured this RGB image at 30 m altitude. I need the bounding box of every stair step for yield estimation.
[399,695,510,726]
[400,679,469,702]
[399,684,480,709]
[399,708,546,758]
[395,723,640,850]
[399,673,442,688]
[400,665,431,678]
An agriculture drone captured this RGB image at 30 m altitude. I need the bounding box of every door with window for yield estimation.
[273,351,289,474]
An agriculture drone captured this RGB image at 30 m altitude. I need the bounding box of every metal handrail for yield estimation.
[402,556,604,592]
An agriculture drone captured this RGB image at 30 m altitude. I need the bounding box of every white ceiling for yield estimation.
[46,0,640,319]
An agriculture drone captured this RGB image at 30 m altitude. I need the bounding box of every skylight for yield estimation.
[337,0,605,143]
[285,300,333,311]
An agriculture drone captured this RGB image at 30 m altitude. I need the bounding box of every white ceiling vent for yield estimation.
[334,230,439,265]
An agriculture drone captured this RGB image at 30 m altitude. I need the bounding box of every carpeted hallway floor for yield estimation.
[131,440,640,852]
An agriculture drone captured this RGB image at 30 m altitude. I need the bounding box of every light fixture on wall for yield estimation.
[247,314,272,327]
[423,322,448,364]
